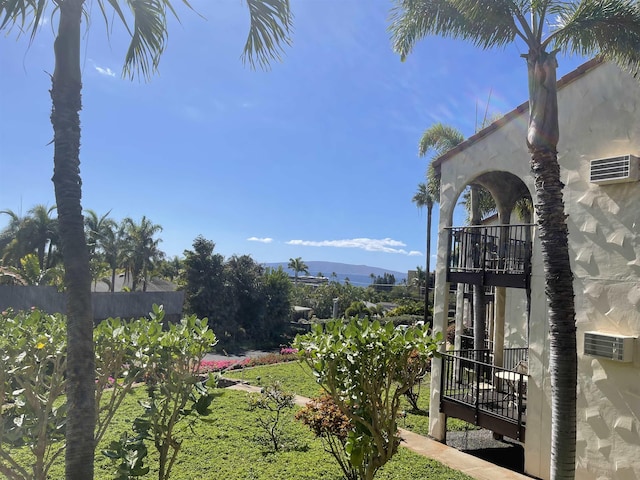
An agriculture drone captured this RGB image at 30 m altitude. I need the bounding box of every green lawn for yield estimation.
[4,363,474,480]
[231,361,475,435]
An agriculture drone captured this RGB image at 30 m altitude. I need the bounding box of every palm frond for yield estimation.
[243,0,292,70]
[418,122,464,157]
[389,0,521,60]
[0,0,48,40]
[122,0,169,80]
[98,0,134,38]
[449,0,528,46]
[412,182,437,209]
[426,163,441,201]
[549,0,640,76]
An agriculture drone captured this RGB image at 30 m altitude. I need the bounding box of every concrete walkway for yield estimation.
[226,382,533,480]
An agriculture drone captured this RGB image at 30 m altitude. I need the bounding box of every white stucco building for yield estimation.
[427,58,640,480]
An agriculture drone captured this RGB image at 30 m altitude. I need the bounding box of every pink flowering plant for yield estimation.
[198,358,251,373]
[198,347,299,374]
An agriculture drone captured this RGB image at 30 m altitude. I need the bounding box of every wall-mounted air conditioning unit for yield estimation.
[584,331,636,362]
[589,154,639,185]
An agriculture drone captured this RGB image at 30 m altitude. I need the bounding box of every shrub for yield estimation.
[296,395,358,480]
[381,315,423,327]
[0,308,152,480]
[248,382,295,452]
[294,319,441,480]
[118,306,217,480]
[385,302,423,317]
[0,308,67,480]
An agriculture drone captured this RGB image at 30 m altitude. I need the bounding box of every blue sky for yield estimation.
[0,0,588,273]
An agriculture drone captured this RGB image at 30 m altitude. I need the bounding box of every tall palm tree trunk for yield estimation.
[110,267,116,293]
[531,146,577,480]
[527,51,577,480]
[424,203,432,325]
[51,1,95,478]
[470,186,486,359]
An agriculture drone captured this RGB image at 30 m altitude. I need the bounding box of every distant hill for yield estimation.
[264,261,407,287]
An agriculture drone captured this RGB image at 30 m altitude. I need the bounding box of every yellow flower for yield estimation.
[36,341,46,349]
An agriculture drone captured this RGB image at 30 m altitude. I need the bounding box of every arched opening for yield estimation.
[437,170,533,444]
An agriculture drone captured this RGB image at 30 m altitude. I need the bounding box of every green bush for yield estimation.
[296,395,358,480]
[381,315,424,327]
[295,319,442,480]
[0,308,67,480]
[385,302,424,317]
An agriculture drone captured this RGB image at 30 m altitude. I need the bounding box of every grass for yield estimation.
[3,362,476,479]
[228,362,476,436]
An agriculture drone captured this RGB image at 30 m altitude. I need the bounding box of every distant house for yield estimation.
[288,275,329,287]
[428,59,640,480]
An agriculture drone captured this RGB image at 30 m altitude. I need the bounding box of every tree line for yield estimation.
[1,207,172,292]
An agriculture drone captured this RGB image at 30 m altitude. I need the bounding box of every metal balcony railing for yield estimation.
[446,224,534,289]
[439,349,528,441]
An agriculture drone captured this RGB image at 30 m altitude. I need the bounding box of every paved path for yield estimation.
[226,382,533,480]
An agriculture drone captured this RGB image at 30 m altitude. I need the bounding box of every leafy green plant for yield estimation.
[0,308,67,480]
[344,301,372,319]
[126,305,217,480]
[248,381,295,452]
[94,317,149,446]
[294,318,441,480]
[2,373,474,480]
[101,417,151,480]
[385,302,423,317]
[296,394,358,480]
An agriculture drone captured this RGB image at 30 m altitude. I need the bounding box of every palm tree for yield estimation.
[1,205,59,270]
[411,182,434,324]
[460,187,497,223]
[120,216,164,292]
[419,122,465,163]
[25,204,59,270]
[84,209,116,256]
[0,1,293,477]
[417,123,465,326]
[288,256,309,286]
[0,209,30,266]
[85,210,118,290]
[418,124,496,350]
[390,2,640,478]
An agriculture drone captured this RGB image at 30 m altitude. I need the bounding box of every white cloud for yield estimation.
[247,237,273,243]
[95,66,116,77]
[286,237,418,255]
[408,251,422,256]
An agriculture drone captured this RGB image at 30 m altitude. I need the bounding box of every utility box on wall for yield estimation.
[584,331,637,362]
[589,154,639,185]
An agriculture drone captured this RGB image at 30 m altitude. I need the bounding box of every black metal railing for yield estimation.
[447,347,528,369]
[446,224,534,289]
[440,350,528,441]
[503,347,528,370]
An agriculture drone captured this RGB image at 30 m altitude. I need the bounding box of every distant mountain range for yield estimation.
[264,261,407,287]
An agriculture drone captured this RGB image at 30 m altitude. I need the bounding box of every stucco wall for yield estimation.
[557,62,640,480]
[430,61,640,480]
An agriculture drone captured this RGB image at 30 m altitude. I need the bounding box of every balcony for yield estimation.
[440,348,528,442]
[446,224,534,289]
